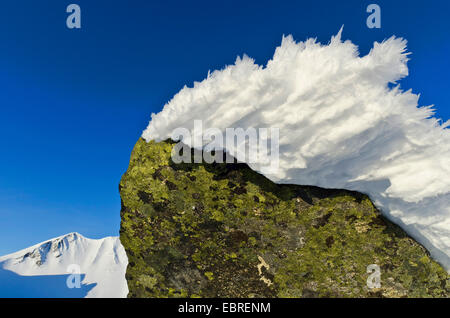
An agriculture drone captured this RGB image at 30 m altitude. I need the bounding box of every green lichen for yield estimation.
[120,138,449,298]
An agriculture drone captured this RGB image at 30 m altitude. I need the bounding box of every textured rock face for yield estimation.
[120,139,449,298]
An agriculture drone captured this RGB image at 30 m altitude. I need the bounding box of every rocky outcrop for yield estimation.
[119,139,449,298]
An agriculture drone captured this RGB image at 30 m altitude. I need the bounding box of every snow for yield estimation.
[142,29,450,271]
[0,233,128,298]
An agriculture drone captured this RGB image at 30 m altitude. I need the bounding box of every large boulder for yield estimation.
[119,139,449,297]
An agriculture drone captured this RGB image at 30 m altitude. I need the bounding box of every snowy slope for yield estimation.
[142,30,450,271]
[0,233,128,298]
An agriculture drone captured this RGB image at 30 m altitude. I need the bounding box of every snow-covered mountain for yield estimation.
[0,233,128,298]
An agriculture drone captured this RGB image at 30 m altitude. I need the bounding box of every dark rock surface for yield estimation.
[120,139,449,298]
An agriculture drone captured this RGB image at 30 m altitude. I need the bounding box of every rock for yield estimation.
[119,139,449,298]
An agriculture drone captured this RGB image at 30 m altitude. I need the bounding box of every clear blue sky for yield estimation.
[0,0,449,255]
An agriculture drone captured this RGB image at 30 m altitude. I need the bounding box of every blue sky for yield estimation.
[0,0,449,255]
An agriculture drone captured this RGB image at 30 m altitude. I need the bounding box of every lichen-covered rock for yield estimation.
[119,139,449,298]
